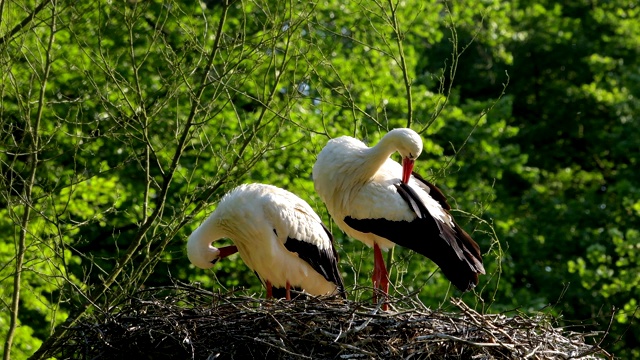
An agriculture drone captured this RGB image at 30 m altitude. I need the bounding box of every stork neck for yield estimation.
[188,216,224,255]
[358,134,397,181]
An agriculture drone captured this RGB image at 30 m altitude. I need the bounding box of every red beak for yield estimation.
[402,157,414,184]
[218,245,239,259]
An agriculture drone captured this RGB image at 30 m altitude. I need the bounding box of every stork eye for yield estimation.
[273,229,278,236]
[210,258,219,265]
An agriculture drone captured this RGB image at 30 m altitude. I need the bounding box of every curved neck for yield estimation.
[187,215,226,268]
[356,134,398,182]
[195,215,226,246]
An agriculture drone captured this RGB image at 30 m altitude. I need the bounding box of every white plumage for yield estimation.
[187,183,345,299]
[313,128,484,305]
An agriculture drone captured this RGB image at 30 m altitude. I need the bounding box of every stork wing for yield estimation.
[410,171,451,211]
[396,182,484,270]
[344,181,484,292]
[282,206,346,298]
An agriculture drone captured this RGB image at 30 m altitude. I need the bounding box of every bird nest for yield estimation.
[54,284,610,359]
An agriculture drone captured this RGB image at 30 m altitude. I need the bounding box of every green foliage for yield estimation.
[0,0,638,358]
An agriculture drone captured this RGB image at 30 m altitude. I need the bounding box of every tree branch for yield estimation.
[0,0,50,47]
[3,1,56,359]
[387,0,413,128]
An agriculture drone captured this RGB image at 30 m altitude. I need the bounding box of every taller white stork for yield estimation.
[313,128,484,306]
[187,183,346,300]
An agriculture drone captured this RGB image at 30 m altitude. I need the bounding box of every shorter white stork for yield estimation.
[187,183,346,300]
[313,128,484,307]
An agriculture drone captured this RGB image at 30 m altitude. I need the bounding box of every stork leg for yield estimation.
[373,243,389,310]
[266,280,273,299]
[285,281,291,301]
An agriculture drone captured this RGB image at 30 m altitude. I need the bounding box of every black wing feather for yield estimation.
[411,171,451,210]
[344,182,484,292]
[396,183,425,218]
[283,224,347,298]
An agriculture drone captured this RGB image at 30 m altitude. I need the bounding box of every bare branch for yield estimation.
[0,0,49,46]
[3,1,57,358]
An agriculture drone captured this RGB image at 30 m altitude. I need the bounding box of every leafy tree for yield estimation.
[1,0,637,358]
[431,0,640,356]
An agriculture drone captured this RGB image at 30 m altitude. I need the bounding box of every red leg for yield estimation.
[286,281,291,301]
[266,280,273,299]
[372,245,379,303]
[373,243,389,310]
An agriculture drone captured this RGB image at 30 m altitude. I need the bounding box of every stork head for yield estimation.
[187,221,238,269]
[187,239,238,269]
[386,128,422,183]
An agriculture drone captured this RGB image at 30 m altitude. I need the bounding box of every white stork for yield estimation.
[187,183,346,300]
[312,128,484,307]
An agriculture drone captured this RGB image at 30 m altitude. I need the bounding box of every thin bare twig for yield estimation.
[0,0,50,46]
[3,1,57,359]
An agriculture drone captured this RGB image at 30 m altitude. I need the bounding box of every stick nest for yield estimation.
[54,284,610,359]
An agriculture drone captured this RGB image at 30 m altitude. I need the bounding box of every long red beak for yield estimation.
[218,245,238,259]
[402,157,414,184]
